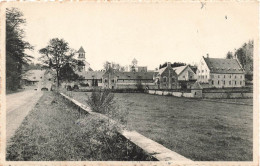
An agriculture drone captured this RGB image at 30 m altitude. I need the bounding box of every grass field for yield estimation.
[6,92,154,161]
[70,92,253,161]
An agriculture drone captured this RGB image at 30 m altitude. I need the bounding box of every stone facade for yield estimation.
[155,62,178,89]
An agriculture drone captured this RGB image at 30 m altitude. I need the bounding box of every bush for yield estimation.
[86,88,115,114]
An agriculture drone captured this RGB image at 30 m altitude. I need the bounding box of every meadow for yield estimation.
[70,92,253,161]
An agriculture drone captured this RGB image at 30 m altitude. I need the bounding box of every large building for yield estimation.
[197,55,245,88]
[173,65,197,89]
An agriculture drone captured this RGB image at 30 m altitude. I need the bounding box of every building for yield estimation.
[197,55,245,88]
[76,46,91,72]
[77,71,104,88]
[173,65,197,89]
[155,62,178,89]
[102,65,156,89]
[21,70,45,87]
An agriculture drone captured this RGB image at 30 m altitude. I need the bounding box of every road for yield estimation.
[6,90,43,143]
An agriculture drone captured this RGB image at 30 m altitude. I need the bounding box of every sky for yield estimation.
[4,2,258,71]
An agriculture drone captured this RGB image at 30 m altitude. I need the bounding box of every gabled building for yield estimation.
[197,55,245,88]
[155,62,178,89]
[173,65,197,81]
[173,65,197,89]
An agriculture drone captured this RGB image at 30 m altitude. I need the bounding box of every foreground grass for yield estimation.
[70,92,253,161]
[6,91,154,161]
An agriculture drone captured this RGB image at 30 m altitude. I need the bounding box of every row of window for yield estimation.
[198,69,207,73]
[212,75,243,79]
[212,80,244,85]
[199,74,244,79]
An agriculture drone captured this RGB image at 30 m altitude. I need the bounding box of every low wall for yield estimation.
[203,92,253,99]
[147,90,252,99]
[147,90,194,98]
[59,92,192,162]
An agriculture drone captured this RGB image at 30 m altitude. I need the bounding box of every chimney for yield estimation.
[207,53,209,58]
[167,62,171,67]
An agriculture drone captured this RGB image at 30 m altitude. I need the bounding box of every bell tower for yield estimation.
[77,46,86,72]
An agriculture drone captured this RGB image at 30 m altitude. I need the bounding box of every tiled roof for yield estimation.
[115,71,155,80]
[203,57,244,74]
[78,46,85,53]
[77,71,104,79]
[22,70,46,81]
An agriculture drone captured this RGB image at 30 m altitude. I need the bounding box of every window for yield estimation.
[240,81,242,85]
[235,75,236,79]
[218,75,220,78]
[230,75,232,78]
[224,75,225,78]
[112,79,114,83]
[33,77,36,79]
[235,81,236,85]
[105,79,107,83]
[212,80,214,85]
[163,77,167,82]
[198,70,200,73]
[183,76,185,78]
[206,75,207,79]
[229,81,231,85]
[241,75,242,79]
[202,70,204,73]
[202,76,204,79]
[223,81,225,85]
[218,80,220,85]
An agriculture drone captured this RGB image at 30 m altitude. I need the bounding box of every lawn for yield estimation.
[6,91,154,161]
[70,92,253,161]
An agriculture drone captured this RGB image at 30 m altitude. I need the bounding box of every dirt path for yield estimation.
[6,90,43,143]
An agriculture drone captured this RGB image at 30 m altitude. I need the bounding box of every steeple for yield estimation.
[77,46,85,59]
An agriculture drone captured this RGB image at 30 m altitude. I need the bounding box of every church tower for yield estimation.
[76,46,90,72]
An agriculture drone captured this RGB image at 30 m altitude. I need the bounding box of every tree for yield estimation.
[103,61,126,71]
[234,40,253,74]
[226,51,233,59]
[59,63,79,82]
[6,8,33,91]
[39,38,76,87]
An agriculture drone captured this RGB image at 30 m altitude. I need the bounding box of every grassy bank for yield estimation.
[6,91,155,161]
[69,92,253,161]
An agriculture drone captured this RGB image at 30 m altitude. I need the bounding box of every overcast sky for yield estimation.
[5,2,258,70]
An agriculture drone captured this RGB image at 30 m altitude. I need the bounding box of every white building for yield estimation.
[173,65,197,81]
[197,55,245,88]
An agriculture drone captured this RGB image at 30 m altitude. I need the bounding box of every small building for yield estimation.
[197,55,245,88]
[155,62,178,89]
[173,65,197,89]
[21,70,45,87]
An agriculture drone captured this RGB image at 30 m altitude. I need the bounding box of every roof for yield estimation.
[78,46,85,53]
[172,65,187,75]
[22,70,46,81]
[77,71,104,79]
[191,81,203,89]
[203,57,244,74]
[115,71,155,80]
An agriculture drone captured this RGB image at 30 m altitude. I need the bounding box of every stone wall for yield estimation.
[203,92,253,99]
[147,89,252,99]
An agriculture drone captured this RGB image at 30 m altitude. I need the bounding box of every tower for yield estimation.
[77,46,86,72]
